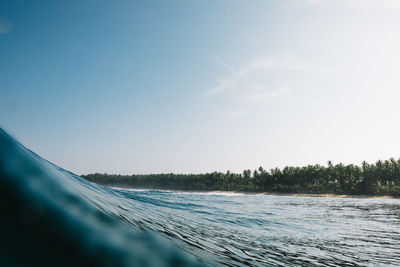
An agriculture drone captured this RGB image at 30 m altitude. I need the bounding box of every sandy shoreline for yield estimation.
[258,192,397,199]
[110,186,398,199]
[210,191,398,199]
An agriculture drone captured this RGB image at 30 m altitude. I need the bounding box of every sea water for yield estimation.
[1,128,400,266]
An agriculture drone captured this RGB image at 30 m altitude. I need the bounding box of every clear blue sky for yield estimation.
[1,0,400,174]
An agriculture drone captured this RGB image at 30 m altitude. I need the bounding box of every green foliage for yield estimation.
[82,158,400,196]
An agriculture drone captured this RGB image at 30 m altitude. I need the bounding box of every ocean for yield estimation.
[1,128,400,266]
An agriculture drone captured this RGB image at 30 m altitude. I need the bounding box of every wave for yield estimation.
[2,128,400,266]
[0,129,204,266]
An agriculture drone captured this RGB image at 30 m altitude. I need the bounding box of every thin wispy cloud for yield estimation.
[0,17,12,34]
[242,87,292,103]
[214,110,248,120]
[238,58,275,76]
[206,57,276,97]
[206,78,231,96]
[207,53,330,97]
[216,57,234,74]
[207,53,332,120]
[283,67,337,76]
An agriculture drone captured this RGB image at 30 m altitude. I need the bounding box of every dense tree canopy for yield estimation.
[82,158,400,196]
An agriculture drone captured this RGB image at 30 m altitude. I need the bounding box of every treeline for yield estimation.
[82,158,400,196]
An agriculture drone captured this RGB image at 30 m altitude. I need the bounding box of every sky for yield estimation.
[1,0,400,175]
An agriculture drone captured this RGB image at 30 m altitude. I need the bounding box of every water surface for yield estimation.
[1,128,400,266]
[107,189,400,266]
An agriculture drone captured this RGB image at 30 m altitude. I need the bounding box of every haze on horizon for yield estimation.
[1,0,400,175]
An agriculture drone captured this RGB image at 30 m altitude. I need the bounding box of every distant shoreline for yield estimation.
[82,160,400,199]
[109,186,398,199]
[262,192,397,199]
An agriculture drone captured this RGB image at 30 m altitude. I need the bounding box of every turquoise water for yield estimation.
[1,128,400,266]
[110,189,400,266]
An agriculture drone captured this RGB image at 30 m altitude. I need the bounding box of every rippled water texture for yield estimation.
[1,128,400,266]
[120,189,400,266]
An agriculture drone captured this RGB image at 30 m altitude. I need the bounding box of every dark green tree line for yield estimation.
[82,158,400,196]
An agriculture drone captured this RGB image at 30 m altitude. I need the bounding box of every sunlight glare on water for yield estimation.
[90,187,400,266]
[1,129,400,266]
